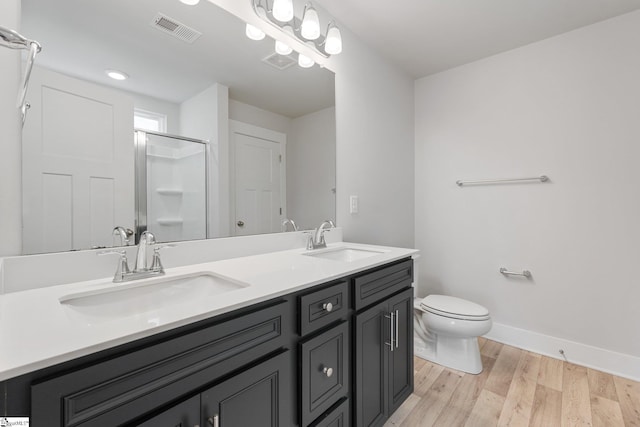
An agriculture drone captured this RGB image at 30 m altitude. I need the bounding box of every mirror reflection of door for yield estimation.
[22,67,135,253]
[136,131,208,244]
[230,121,285,236]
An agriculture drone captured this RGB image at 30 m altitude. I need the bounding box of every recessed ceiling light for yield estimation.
[105,70,129,81]
[179,0,200,5]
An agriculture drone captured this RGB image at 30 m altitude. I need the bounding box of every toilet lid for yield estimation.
[420,295,490,320]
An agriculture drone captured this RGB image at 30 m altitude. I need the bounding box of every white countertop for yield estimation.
[0,242,417,381]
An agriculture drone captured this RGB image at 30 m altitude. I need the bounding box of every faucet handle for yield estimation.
[150,244,175,272]
[97,249,131,282]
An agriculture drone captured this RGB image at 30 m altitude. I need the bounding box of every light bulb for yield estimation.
[301,5,320,40]
[273,0,294,22]
[105,70,128,80]
[298,52,314,68]
[245,23,265,41]
[324,24,342,55]
[275,40,292,55]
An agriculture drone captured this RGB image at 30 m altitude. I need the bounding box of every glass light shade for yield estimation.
[245,23,265,41]
[324,24,342,55]
[179,0,200,5]
[275,40,293,55]
[301,6,320,40]
[298,52,314,68]
[273,0,294,22]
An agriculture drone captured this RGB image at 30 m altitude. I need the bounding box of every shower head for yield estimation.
[0,25,41,51]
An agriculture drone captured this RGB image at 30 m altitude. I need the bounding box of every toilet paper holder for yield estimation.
[499,267,531,278]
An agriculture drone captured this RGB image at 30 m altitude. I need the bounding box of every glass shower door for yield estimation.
[135,130,208,244]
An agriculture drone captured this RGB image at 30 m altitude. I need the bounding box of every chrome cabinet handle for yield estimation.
[384,312,395,352]
[322,302,333,312]
[395,309,399,349]
[207,414,219,427]
[322,366,334,377]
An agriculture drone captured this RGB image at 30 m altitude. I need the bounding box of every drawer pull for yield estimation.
[322,366,334,377]
[207,414,219,427]
[322,302,334,312]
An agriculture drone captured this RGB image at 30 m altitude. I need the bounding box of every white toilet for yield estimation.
[413,294,492,374]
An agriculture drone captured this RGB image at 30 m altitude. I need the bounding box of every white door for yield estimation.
[230,121,285,236]
[22,67,135,254]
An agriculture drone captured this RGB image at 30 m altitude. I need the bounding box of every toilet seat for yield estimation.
[420,295,490,321]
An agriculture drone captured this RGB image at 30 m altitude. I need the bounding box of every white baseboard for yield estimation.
[485,322,640,382]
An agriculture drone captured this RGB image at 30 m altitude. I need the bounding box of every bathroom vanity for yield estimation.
[0,243,416,427]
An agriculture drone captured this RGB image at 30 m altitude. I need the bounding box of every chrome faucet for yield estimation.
[112,226,132,246]
[281,218,299,232]
[310,220,335,250]
[134,230,156,272]
[98,231,173,283]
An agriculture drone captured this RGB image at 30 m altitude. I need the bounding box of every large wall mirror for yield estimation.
[20,0,336,255]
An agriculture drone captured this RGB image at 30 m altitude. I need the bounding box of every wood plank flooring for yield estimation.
[384,338,640,427]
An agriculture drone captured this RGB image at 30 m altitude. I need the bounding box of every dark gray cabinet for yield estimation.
[201,351,291,427]
[353,270,413,427]
[3,257,414,427]
[300,321,349,426]
[135,395,199,427]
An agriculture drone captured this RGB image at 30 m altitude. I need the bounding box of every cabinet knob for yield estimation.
[322,302,333,312]
[322,366,334,377]
[236,220,245,227]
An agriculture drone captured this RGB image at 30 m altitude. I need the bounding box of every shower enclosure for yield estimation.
[135,130,209,244]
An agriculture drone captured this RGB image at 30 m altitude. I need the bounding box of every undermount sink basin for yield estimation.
[304,247,385,262]
[59,272,249,321]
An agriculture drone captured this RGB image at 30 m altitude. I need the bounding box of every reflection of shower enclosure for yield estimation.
[135,130,208,244]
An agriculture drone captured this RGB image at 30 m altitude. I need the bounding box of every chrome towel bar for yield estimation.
[500,268,531,278]
[456,175,549,187]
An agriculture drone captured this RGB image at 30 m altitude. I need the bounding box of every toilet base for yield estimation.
[414,333,484,375]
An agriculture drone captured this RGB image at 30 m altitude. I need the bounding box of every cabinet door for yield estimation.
[201,351,291,427]
[135,395,200,427]
[301,321,349,426]
[354,300,388,427]
[387,288,414,414]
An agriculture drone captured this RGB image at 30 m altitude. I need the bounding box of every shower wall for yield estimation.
[145,134,207,243]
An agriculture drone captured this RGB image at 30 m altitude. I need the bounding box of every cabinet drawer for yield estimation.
[353,259,413,310]
[299,281,349,335]
[310,398,350,427]
[31,300,290,427]
[301,321,350,426]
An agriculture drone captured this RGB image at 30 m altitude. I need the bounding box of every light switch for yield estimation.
[350,195,359,214]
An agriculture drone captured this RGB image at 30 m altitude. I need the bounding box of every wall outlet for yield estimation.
[349,195,359,214]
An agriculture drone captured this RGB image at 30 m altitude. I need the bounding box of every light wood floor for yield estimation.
[385,338,640,427]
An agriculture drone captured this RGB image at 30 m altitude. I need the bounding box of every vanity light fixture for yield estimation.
[249,0,343,59]
[105,69,129,81]
[272,0,294,22]
[245,4,268,41]
[300,4,320,40]
[297,52,314,68]
[297,42,315,68]
[178,0,200,5]
[274,25,294,55]
[324,22,342,55]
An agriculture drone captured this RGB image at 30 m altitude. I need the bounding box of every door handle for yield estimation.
[384,312,395,352]
[207,414,219,427]
[236,220,245,227]
[395,309,399,349]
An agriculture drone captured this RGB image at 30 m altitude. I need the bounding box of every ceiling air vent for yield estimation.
[262,52,296,70]
[151,13,202,44]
